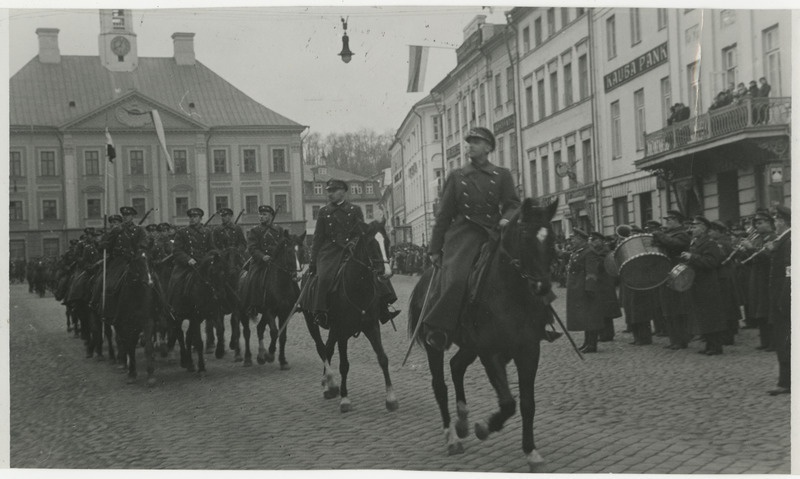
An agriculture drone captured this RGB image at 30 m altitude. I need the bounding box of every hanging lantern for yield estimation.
[338,17,354,64]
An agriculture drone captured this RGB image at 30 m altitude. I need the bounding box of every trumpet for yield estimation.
[722,229,759,265]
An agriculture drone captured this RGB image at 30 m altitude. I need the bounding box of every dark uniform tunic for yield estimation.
[241,222,285,312]
[167,223,214,309]
[744,231,777,320]
[566,245,605,332]
[66,236,101,304]
[308,200,364,312]
[769,229,791,387]
[685,234,727,337]
[653,226,692,346]
[92,222,148,318]
[714,235,742,340]
[422,161,519,332]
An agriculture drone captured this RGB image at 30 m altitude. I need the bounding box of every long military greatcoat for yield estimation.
[685,234,727,335]
[653,225,692,317]
[241,222,285,311]
[307,200,364,312]
[421,160,519,331]
[168,223,214,308]
[91,222,148,317]
[768,229,791,362]
[745,231,777,319]
[566,245,605,332]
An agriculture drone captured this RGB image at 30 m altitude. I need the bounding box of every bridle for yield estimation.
[498,218,551,288]
[340,229,387,315]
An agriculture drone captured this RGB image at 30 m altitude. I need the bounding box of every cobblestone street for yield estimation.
[8,278,790,473]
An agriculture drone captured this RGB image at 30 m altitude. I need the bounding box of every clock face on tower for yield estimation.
[110,36,131,56]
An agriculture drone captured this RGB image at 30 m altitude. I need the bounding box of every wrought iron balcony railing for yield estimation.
[644,97,791,157]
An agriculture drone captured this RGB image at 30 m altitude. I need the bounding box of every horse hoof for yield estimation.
[215,348,225,360]
[323,389,337,399]
[340,400,352,413]
[385,400,399,412]
[229,340,237,350]
[455,419,470,439]
[279,363,290,371]
[526,449,545,469]
[475,420,490,441]
[265,352,275,363]
[447,442,464,456]
[327,385,340,398]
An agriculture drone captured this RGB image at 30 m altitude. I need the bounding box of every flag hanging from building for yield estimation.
[151,110,175,173]
[105,127,116,163]
[407,45,430,93]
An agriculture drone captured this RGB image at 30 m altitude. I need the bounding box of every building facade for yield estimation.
[9,9,307,260]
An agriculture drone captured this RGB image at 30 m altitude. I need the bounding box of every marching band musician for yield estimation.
[708,220,741,345]
[766,206,791,395]
[739,209,777,351]
[652,210,691,350]
[565,229,604,353]
[643,219,667,337]
[679,216,727,356]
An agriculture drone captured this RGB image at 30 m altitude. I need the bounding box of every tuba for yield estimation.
[616,224,633,238]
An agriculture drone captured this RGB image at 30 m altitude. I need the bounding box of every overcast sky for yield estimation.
[8,5,511,137]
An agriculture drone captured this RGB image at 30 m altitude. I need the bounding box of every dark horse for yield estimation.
[407,198,558,470]
[235,231,306,368]
[205,245,246,359]
[168,250,236,374]
[113,251,159,385]
[304,219,398,413]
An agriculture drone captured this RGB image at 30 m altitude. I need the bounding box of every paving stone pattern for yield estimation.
[8,279,790,472]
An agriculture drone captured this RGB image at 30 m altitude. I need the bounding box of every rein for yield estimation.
[498,221,549,285]
[339,234,385,315]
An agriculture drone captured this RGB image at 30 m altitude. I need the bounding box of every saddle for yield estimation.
[467,236,499,304]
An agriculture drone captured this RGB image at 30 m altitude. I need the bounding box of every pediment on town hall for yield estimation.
[61,91,208,132]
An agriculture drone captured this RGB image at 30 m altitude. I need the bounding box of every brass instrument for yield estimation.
[722,229,759,265]
[741,239,775,265]
[616,224,633,238]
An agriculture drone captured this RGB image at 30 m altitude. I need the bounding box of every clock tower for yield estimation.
[99,9,138,71]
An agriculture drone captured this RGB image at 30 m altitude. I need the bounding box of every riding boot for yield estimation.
[580,330,598,353]
[379,303,401,325]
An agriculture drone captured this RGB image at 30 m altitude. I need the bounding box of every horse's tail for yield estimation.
[407,267,435,346]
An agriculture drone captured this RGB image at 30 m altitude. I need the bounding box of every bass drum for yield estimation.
[604,252,619,277]
[614,234,671,290]
[666,263,695,292]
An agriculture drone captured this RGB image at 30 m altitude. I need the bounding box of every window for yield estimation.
[43,238,60,258]
[215,196,229,212]
[553,149,562,192]
[528,156,538,198]
[42,199,57,220]
[446,108,453,134]
[84,150,100,176]
[11,151,23,177]
[537,77,546,119]
[534,17,542,46]
[479,83,486,120]
[40,151,56,176]
[10,200,23,220]
[87,199,101,219]
[129,150,144,175]
[175,197,189,217]
[494,73,503,108]
[243,149,257,173]
[660,77,672,127]
[312,205,321,220]
[561,8,570,27]
[462,99,469,126]
[541,154,550,195]
[313,183,323,195]
[10,240,26,260]
[582,138,593,183]
[173,149,188,174]
[497,137,505,167]
[213,150,227,174]
[611,101,621,159]
[112,9,125,29]
[578,54,588,100]
[563,62,573,107]
[132,198,146,216]
[763,25,781,95]
[639,192,653,225]
[630,8,641,45]
[613,196,629,226]
[567,144,577,188]
[722,44,738,88]
[506,66,515,104]
[606,16,617,60]
[352,184,362,195]
[550,69,559,113]
[510,132,518,173]
[687,61,702,113]
[720,10,736,28]
[657,9,668,30]
[525,84,534,124]
[547,8,556,37]
[634,89,646,151]
[274,194,288,213]
[245,195,258,214]
[470,90,477,123]
[366,183,374,194]
[522,26,530,52]
[432,115,441,140]
[365,204,374,220]
[272,148,287,173]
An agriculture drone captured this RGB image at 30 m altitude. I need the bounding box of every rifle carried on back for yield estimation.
[138,207,155,225]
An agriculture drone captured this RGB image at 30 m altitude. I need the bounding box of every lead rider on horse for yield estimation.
[421,127,520,351]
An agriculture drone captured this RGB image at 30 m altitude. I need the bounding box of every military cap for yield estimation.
[589,231,605,242]
[709,220,728,233]
[630,225,644,233]
[774,205,791,222]
[258,205,275,215]
[464,127,496,150]
[754,210,773,223]
[108,214,123,224]
[159,222,172,230]
[120,206,137,216]
[145,224,158,232]
[571,228,588,239]
[692,215,711,229]
[664,209,685,221]
[644,219,662,229]
[187,207,204,217]
[325,179,348,191]
[217,207,234,217]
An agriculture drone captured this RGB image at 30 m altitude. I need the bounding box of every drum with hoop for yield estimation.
[666,263,695,292]
[613,234,671,290]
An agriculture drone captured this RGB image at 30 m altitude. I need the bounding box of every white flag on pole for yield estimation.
[151,110,174,172]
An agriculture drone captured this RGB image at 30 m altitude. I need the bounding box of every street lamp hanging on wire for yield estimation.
[338,17,354,64]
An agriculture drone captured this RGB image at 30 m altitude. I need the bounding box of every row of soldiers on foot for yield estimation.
[564,206,791,388]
